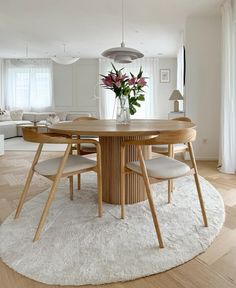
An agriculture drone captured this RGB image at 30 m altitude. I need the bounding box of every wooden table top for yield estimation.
[50,119,196,137]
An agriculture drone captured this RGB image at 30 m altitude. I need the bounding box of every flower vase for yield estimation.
[116,95,130,125]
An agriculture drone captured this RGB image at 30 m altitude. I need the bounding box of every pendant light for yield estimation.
[101,0,144,63]
[51,44,80,65]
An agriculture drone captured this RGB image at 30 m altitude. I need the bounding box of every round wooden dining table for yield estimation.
[50,119,195,205]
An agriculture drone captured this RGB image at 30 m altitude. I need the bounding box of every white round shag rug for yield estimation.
[0,173,224,286]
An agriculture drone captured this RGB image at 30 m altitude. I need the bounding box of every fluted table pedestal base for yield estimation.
[99,136,150,205]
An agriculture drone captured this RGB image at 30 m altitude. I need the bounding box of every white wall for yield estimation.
[0,59,3,108]
[53,59,99,116]
[185,15,221,160]
[157,58,177,119]
[53,58,177,120]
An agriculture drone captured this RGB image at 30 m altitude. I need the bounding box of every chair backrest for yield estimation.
[122,128,196,147]
[172,116,191,122]
[151,128,196,145]
[73,116,98,122]
[22,128,74,144]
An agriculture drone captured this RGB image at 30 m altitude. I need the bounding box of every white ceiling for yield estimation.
[0,0,223,59]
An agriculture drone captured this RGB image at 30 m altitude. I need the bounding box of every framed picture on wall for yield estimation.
[160,69,170,83]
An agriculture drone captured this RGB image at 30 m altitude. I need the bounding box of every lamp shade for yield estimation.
[51,44,80,65]
[102,43,144,64]
[51,56,80,65]
[169,90,184,101]
[101,0,144,63]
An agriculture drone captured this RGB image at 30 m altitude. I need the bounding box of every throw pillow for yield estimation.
[10,110,24,121]
[55,111,67,121]
[0,110,11,121]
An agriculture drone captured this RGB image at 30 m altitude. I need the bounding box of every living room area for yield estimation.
[0,1,236,288]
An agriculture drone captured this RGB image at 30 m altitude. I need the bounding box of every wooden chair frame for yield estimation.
[121,128,208,248]
[152,117,192,202]
[72,116,98,190]
[15,128,102,242]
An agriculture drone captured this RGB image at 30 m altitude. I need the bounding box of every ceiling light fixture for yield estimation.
[51,44,80,65]
[101,0,144,64]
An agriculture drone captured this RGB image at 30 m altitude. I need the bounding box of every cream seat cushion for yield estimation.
[127,156,190,179]
[80,143,97,152]
[34,155,96,177]
[152,143,188,153]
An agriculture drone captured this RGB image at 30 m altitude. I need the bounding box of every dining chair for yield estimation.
[14,128,102,242]
[72,116,98,190]
[152,117,192,202]
[120,128,208,248]
[72,116,98,155]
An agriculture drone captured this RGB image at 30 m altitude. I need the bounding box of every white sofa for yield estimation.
[0,111,92,139]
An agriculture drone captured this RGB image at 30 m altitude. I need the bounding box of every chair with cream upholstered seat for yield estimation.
[72,116,98,189]
[15,128,102,242]
[120,128,208,248]
[72,116,98,155]
[152,117,191,202]
[152,117,191,156]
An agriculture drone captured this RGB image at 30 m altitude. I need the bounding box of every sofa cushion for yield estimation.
[35,112,55,122]
[0,121,17,139]
[10,110,24,121]
[0,110,11,121]
[22,112,37,122]
[66,113,91,121]
[55,111,67,121]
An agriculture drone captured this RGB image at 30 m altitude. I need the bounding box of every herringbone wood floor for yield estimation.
[0,151,236,288]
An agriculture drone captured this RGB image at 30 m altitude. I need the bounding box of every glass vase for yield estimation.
[116,95,130,125]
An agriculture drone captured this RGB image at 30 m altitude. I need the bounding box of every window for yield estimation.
[4,59,53,111]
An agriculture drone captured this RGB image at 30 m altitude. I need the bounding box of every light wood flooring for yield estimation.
[0,151,236,288]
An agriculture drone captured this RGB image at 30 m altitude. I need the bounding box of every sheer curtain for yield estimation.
[4,59,53,111]
[219,0,236,174]
[176,32,185,111]
[99,58,159,119]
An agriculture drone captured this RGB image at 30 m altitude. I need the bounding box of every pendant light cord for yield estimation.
[26,43,29,58]
[121,0,125,47]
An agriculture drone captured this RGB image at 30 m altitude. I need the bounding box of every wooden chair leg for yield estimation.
[77,139,81,191]
[168,180,172,203]
[96,142,103,217]
[33,178,61,242]
[120,143,126,219]
[167,144,174,203]
[77,174,81,190]
[33,144,72,242]
[15,143,43,219]
[137,146,164,248]
[188,142,208,227]
[97,171,102,217]
[69,176,73,200]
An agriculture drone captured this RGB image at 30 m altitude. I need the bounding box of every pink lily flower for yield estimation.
[128,77,136,85]
[137,77,147,87]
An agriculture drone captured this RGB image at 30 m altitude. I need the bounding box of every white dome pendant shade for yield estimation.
[101,0,144,64]
[51,56,80,65]
[102,42,144,64]
[51,44,80,65]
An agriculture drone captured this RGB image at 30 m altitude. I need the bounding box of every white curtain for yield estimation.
[4,59,53,111]
[176,32,185,111]
[219,0,236,174]
[99,58,159,119]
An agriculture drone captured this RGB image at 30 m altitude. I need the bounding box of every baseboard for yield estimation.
[184,152,218,161]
